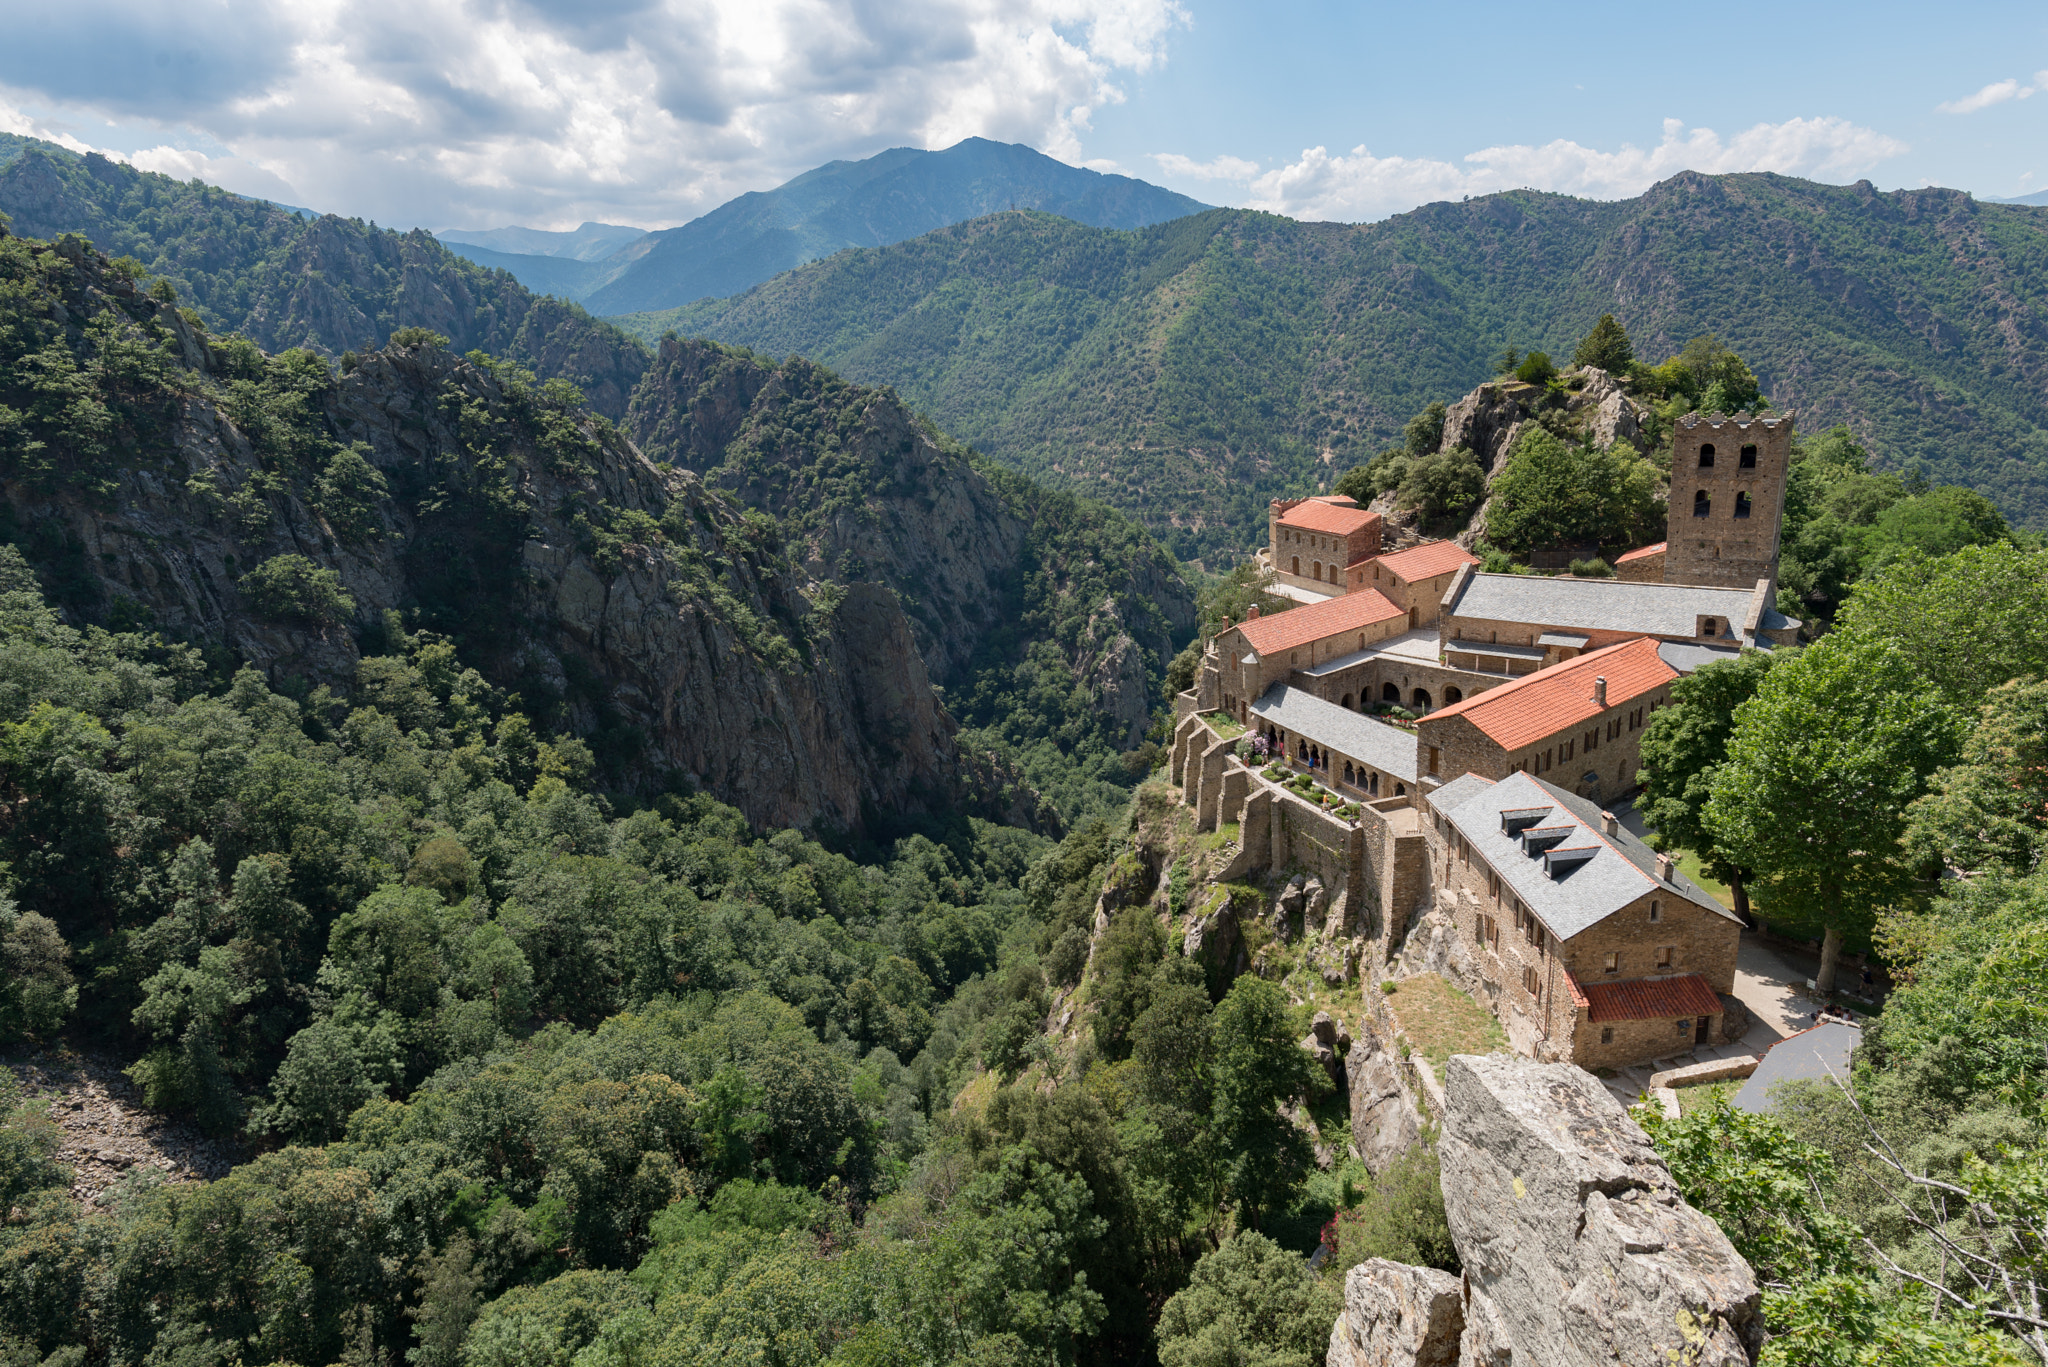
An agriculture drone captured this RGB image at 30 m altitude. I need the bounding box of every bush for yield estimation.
[1397,446,1485,521]
[1156,1230,1339,1367]
[1567,557,1614,578]
[0,904,76,1042]
[1484,427,1661,558]
[387,326,449,350]
[238,554,356,625]
[1514,350,1558,386]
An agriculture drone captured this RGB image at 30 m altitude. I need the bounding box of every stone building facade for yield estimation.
[1248,685,1418,801]
[1344,540,1479,627]
[1413,637,1679,806]
[1664,412,1794,590]
[1200,590,1409,721]
[1267,496,1384,597]
[1440,566,1800,662]
[1421,771,1743,1069]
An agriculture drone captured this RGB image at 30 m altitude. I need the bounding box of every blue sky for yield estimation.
[1,0,2043,230]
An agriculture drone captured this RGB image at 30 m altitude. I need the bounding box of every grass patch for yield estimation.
[1669,848,1735,911]
[1674,1080,1737,1115]
[1202,710,1245,740]
[1385,974,1508,1072]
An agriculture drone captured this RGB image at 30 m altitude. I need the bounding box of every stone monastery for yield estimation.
[1172,411,1797,1070]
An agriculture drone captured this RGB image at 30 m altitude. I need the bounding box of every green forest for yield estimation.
[622,178,2048,563]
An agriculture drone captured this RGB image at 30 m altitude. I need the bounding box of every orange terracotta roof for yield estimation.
[1419,637,1676,751]
[1236,588,1404,656]
[1279,500,1382,536]
[1615,541,1667,564]
[1580,973,1723,1023]
[1373,541,1480,583]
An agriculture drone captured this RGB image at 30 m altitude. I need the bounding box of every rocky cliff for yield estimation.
[626,336,1197,747]
[0,225,1031,835]
[1329,1055,1761,1367]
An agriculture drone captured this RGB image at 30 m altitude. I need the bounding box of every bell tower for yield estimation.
[1663,411,1794,590]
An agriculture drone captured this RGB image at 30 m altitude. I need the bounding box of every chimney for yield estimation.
[1247,605,1261,620]
[1593,676,1608,707]
[1655,852,1673,881]
[1601,811,1619,836]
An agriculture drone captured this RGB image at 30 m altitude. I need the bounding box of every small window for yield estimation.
[1698,443,1716,468]
[1699,618,1716,637]
[1735,491,1753,519]
[1649,900,1661,923]
[1739,444,1758,469]
[1693,489,1711,519]
[1656,946,1674,968]
[1677,1018,1694,1036]
[1522,966,1541,997]
[1428,746,1441,776]
[1600,1027,1614,1045]
[1604,952,1619,974]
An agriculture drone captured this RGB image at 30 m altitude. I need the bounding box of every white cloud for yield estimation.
[1162,116,1909,224]
[1151,151,1260,181]
[126,144,304,204]
[0,0,1188,229]
[1937,71,2048,114]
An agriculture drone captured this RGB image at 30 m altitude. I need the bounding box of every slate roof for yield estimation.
[1445,573,1796,644]
[1249,685,1418,782]
[1446,639,1547,662]
[1419,638,1676,751]
[1733,1022,1860,1113]
[1235,589,1404,656]
[1655,641,1776,675]
[1426,770,1734,939]
[1279,499,1381,537]
[1372,540,1479,583]
[1580,973,1723,1023]
[1615,541,1668,564]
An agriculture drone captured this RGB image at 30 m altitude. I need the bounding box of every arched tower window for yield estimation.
[1698,443,1716,468]
[1739,444,1757,468]
[1693,490,1711,519]
[1734,491,1753,519]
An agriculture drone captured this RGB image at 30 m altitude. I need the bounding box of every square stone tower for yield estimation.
[1664,411,1795,590]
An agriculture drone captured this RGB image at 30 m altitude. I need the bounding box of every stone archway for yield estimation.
[1444,686,1463,704]
[1382,682,1400,702]
[1412,687,1432,712]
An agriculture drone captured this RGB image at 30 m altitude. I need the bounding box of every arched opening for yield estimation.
[1698,443,1716,468]
[1297,739,1309,760]
[1291,556,1300,575]
[1382,682,1400,702]
[1734,491,1753,519]
[1412,687,1432,712]
[1395,783,1407,796]
[1444,686,1463,704]
[1369,772,1380,796]
[1700,617,1717,637]
[1340,693,1354,710]
[1343,762,1356,785]
[1312,561,1323,581]
[1693,489,1711,519]
[1739,444,1758,469]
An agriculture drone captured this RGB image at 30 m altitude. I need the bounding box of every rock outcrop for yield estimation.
[1345,1009,1429,1173]
[1328,1259,1465,1367]
[1330,1054,1762,1367]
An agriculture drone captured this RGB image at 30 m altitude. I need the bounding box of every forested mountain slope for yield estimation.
[619,174,2048,561]
[576,138,1209,316]
[0,144,650,418]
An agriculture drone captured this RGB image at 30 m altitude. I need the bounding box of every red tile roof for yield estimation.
[1420,637,1676,751]
[1279,500,1382,537]
[1580,972,1723,1023]
[1235,589,1404,656]
[1615,541,1667,564]
[1373,540,1480,583]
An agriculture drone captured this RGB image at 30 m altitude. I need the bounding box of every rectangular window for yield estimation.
[1676,1018,1694,1036]
[1656,946,1674,968]
[1600,1027,1614,1045]
[1428,746,1441,776]
[1587,728,1599,751]
[1604,952,1619,974]
[1489,871,1499,902]
[1522,966,1541,997]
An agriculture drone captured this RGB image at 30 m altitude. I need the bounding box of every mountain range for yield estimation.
[616,174,2048,561]
[433,138,1208,313]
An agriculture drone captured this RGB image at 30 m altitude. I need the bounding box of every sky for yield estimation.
[0,0,2044,233]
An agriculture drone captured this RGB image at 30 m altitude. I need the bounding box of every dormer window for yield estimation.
[1739,444,1757,469]
[1698,443,1716,468]
[1699,618,1716,637]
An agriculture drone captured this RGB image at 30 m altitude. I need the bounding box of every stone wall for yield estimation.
[1416,688,1668,805]
[1665,413,1794,590]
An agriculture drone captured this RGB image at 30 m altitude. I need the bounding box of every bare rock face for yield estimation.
[1438,383,1534,474]
[1440,1055,1762,1367]
[1300,1009,1347,1092]
[1328,1259,1465,1367]
[1345,1012,1427,1173]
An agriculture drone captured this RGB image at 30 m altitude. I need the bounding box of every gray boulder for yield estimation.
[1345,1014,1426,1173]
[1440,1055,1762,1367]
[1327,1258,1464,1367]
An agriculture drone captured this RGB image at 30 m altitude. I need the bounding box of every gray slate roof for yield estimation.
[1446,639,1547,661]
[1655,641,1777,674]
[1249,685,1417,781]
[1426,771,1736,940]
[1734,1022,1860,1113]
[1447,573,1797,645]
